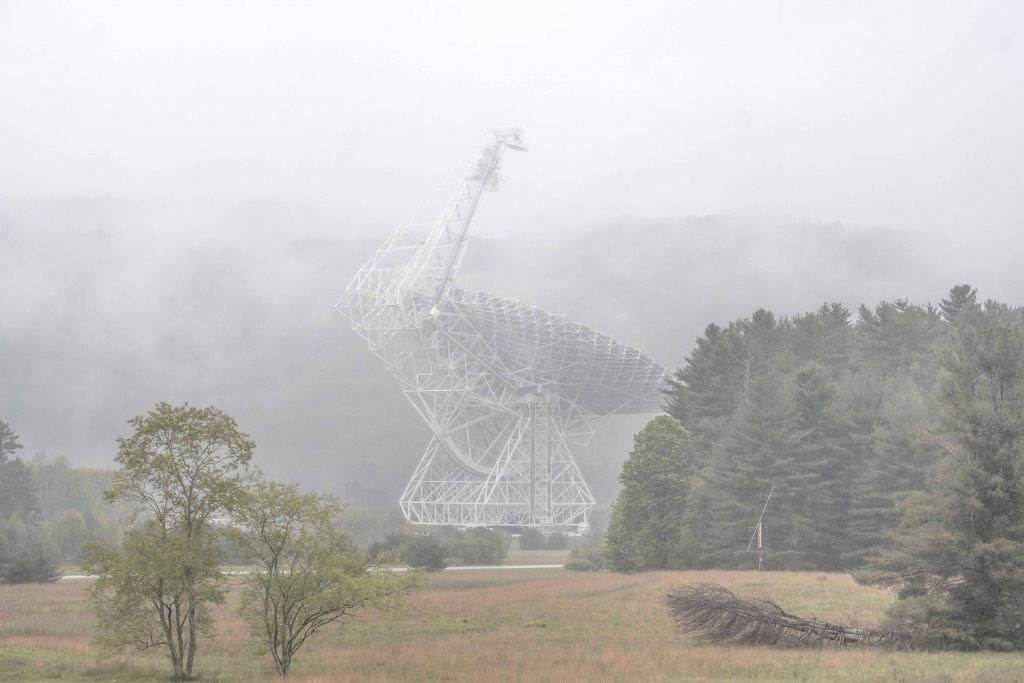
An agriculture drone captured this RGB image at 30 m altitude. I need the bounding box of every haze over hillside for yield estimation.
[2,0,1023,513]
[3,196,1017,509]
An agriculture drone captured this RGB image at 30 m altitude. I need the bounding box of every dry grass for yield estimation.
[502,549,571,565]
[1,570,1023,682]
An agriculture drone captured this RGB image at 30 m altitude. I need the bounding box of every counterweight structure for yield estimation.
[336,129,665,530]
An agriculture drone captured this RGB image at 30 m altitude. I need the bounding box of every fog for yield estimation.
[2,1,1022,508]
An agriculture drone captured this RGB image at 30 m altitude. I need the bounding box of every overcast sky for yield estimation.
[3,2,1024,488]
[2,1,1022,239]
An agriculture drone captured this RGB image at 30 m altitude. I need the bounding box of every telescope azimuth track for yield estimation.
[336,129,666,531]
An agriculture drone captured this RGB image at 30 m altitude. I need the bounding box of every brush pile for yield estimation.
[664,583,911,649]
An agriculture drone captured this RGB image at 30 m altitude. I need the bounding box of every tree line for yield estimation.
[608,284,1024,650]
[618,284,997,570]
[0,421,120,582]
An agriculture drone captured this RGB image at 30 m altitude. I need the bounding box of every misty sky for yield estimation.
[2,2,1024,501]
[2,1,1022,237]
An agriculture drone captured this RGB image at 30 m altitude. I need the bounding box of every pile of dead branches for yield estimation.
[664,583,912,650]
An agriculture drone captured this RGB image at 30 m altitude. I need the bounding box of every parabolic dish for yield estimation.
[446,288,666,415]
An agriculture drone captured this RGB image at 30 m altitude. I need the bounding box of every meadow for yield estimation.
[2,560,1023,682]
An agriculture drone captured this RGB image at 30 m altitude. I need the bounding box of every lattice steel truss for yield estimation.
[336,129,666,530]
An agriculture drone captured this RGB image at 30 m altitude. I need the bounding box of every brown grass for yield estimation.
[1,570,1022,682]
[502,549,571,565]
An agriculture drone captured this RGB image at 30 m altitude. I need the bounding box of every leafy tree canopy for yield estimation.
[231,480,422,676]
[86,402,255,681]
[605,415,695,572]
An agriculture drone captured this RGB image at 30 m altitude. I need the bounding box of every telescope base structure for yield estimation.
[399,400,596,530]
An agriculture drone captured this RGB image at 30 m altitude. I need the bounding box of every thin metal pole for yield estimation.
[746,484,775,570]
[757,521,763,571]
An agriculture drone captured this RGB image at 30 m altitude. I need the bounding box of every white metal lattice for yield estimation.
[336,129,666,531]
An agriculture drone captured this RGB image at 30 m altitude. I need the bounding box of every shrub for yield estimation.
[518,528,546,550]
[564,558,595,571]
[450,528,506,566]
[400,535,447,571]
[546,532,569,550]
[567,543,606,571]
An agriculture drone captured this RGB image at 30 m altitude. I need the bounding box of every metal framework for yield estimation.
[336,129,665,530]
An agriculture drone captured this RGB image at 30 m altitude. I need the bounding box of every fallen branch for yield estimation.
[664,583,912,650]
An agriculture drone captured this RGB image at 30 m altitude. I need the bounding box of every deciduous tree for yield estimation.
[84,402,255,680]
[47,508,90,561]
[605,415,695,571]
[231,481,421,676]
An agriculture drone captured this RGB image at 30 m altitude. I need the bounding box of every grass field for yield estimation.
[2,568,1023,682]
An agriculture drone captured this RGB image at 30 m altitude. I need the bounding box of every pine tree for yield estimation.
[939,284,980,325]
[839,371,939,567]
[0,513,60,583]
[854,300,945,385]
[791,304,853,371]
[0,457,41,523]
[663,287,1024,574]
[871,327,1024,650]
[705,374,809,569]
[664,322,748,446]
[790,362,852,569]
[0,419,21,464]
[665,311,792,464]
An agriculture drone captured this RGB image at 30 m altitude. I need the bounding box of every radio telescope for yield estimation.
[336,129,665,531]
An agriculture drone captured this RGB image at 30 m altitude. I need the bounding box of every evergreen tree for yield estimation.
[741,309,792,380]
[841,372,940,568]
[662,285,1024,574]
[664,322,747,457]
[0,419,21,464]
[854,299,944,385]
[0,513,61,583]
[870,327,1024,650]
[791,303,853,371]
[605,416,694,571]
[0,419,41,522]
[665,314,793,464]
[705,374,809,568]
[939,284,980,325]
[0,457,41,522]
[979,300,1024,329]
[790,362,852,569]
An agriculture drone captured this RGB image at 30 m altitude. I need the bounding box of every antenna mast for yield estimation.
[746,484,775,571]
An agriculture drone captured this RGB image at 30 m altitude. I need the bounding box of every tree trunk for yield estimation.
[171,600,189,680]
[185,603,197,679]
[161,603,185,680]
[279,641,291,676]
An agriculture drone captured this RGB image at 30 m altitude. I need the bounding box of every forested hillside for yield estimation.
[663,285,1017,570]
[6,198,1024,514]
